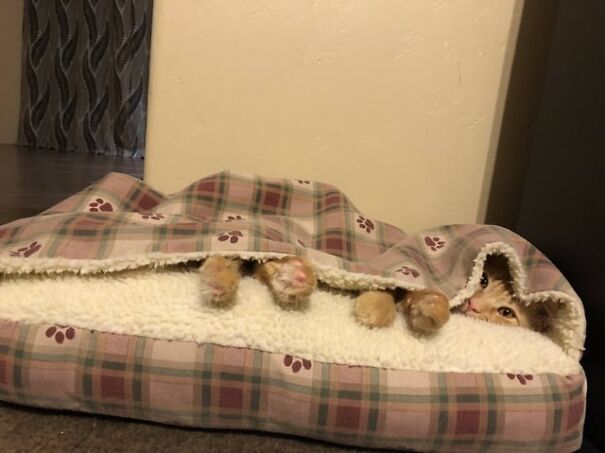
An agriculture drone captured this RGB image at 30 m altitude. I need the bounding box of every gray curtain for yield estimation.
[17,0,153,157]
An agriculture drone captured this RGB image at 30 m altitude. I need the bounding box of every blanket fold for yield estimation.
[0,171,585,359]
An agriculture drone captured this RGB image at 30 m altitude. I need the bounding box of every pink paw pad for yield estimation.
[291,269,310,287]
[278,259,310,282]
[209,284,227,297]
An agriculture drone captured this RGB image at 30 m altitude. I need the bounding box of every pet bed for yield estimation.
[0,171,586,452]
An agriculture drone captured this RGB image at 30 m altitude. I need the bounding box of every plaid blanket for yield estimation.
[0,171,585,358]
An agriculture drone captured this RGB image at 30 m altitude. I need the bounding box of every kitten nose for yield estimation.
[290,269,309,287]
[467,298,480,313]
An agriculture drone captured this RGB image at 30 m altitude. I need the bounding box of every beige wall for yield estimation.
[145,0,522,232]
[0,0,24,145]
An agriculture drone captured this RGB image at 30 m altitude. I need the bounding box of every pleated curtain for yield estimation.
[17,0,153,157]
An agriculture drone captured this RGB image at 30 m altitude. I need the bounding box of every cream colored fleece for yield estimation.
[0,267,580,375]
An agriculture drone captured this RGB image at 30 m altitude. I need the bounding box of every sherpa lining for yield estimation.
[0,242,587,362]
[0,267,580,376]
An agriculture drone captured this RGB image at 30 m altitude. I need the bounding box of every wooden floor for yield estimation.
[0,144,144,226]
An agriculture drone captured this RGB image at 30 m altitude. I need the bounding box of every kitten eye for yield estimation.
[480,272,489,289]
[497,306,517,319]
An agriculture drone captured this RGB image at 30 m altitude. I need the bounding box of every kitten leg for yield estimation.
[354,290,397,328]
[199,255,242,306]
[402,289,450,334]
[255,256,317,308]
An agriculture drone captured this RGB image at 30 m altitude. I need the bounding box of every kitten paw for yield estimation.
[199,256,241,306]
[403,289,450,334]
[256,256,317,308]
[354,291,396,328]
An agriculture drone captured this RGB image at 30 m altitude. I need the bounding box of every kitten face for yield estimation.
[460,258,557,332]
[461,270,535,329]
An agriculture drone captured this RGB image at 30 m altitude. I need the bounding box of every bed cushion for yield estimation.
[0,171,587,451]
[0,318,585,452]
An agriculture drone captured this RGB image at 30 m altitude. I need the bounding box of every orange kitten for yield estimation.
[459,255,556,332]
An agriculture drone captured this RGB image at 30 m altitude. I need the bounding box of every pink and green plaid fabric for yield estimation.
[0,320,585,452]
[0,171,586,451]
[0,171,581,302]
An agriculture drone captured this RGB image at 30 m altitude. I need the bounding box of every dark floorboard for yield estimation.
[0,144,144,226]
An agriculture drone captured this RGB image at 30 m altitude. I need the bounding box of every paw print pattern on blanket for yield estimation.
[507,373,534,385]
[396,266,420,278]
[45,325,76,344]
[9,241,42,257]
[284,355,312,373]
[424,236,446,252]
[139,212,165,220]
[89,198,114,212]
[356,216,375,233]
[218,231,243,244]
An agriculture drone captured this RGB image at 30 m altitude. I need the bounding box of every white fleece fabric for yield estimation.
[0,268,580,376]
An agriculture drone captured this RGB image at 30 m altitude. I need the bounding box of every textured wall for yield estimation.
[145,0,522,232]
[0,0,24,145]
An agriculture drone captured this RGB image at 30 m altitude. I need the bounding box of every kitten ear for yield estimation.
[528,299,560,332]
